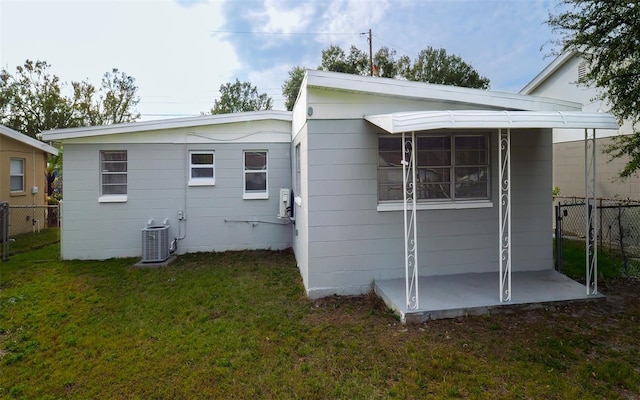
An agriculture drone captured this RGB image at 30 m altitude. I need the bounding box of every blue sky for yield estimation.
[1,0,560,120]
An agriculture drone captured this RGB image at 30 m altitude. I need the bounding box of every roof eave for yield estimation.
[41,110,293,141]
[0,125,59,155]
[520,50,579,95]
[304,69,582,112]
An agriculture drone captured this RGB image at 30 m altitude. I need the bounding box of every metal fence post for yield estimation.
[0,202,9,261]
[555,204,563,272]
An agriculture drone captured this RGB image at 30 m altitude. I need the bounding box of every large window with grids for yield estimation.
[378,133,489,203]
[100,150,127,197]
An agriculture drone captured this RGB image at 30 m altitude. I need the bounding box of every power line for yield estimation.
[373,35,416,56]
[210,30,361,36]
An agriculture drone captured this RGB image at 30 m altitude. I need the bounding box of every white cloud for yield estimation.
[1,0,561,120]
[0,0,239,119]
[260,0,315,34]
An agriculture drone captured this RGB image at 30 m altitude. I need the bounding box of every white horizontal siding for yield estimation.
[61,142,291,260]
[303,121,554,296]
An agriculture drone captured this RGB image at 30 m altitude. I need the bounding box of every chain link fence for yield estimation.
[6,205,60,236]
[0,204,60,261]
[554,196,640,275]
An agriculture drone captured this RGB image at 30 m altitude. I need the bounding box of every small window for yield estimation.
[10,159,25,192]
[189,151,215,186]
[243,150,268,199]
[295,144,301,195]
[100,151,127,199]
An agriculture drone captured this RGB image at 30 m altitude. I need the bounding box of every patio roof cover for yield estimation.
[364,110,619,133]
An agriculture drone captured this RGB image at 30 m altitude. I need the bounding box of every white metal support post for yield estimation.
[402,131,419,310]
[499,128,512,302]
[585,128,598,295]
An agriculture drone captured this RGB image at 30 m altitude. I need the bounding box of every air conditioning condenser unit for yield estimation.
[142,224,170,263]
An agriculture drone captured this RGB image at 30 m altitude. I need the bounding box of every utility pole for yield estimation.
[362,29,373,76]
[368,29,373,76]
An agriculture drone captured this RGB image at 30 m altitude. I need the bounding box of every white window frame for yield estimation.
[99,150,128,203]
[295,144,301,195]
[377,132,491,210]
[243,150,268,200]
[188,150,215,186]
[10,158,25,193]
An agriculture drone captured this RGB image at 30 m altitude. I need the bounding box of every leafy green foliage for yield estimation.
[1,60,140,200]
[405,47,490,89]
[210,79,273,114]
[0,60,140,138]
[547,1,640,178]
[319,45,369,75]
[282,44,490,110]
[0,60,76,135]
[281,66,305,111]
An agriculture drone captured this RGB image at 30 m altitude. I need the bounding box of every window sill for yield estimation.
[10,192,27,197]
[243,192,269,200]
[188,179,215,187]
[377,200,493,212]
[99,195,128,203]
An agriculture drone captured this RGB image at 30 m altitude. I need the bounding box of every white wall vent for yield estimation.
[142,224,170,263]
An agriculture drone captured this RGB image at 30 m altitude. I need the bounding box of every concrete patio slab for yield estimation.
[375,270,604,323]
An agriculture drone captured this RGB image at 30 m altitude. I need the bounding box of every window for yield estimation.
[10,159,25,192]
[100,151,127,200]
[295,144,301,195]
[243,150,268,199]
[378,133,489,203]
[189,151,215,186]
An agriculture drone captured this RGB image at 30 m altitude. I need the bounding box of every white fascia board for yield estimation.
[41,110,292,141]
[365,110,619,133]
[520,50,579,95]
[0,124,59,155]
[303,70,582,112]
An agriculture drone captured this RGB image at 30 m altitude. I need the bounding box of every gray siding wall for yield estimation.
[62,142,292,260]
[304,120,553,298]
[292,124,310,287]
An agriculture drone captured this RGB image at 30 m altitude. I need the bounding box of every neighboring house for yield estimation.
[0,124,59,235]
[520,51,639,200]
[43,70,617,321]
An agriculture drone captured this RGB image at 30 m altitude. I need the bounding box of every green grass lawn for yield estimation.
[2,243,639,399]
[558,238,640,281]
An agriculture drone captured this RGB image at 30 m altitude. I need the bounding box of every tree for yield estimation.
[282,44,490,110]
[0,60,76,136]
[547,1,640,178]
[1,59,141,199]
[406,47,490,89]
[210,79,273,114]
[0,60,141,138]
[282,66,306,111]
[319,45,369,75]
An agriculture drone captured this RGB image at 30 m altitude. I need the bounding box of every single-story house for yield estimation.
[1,124,59,235]
[520,50,639,200]
[43,70,618,321]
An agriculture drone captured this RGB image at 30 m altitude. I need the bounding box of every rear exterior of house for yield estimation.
[520,51,639,200]
[290,71,589,298]
[43,71,617,313]
[0,125,58,235]
[46,113,292,260]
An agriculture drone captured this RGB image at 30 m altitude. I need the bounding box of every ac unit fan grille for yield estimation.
[142,225,170,262]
